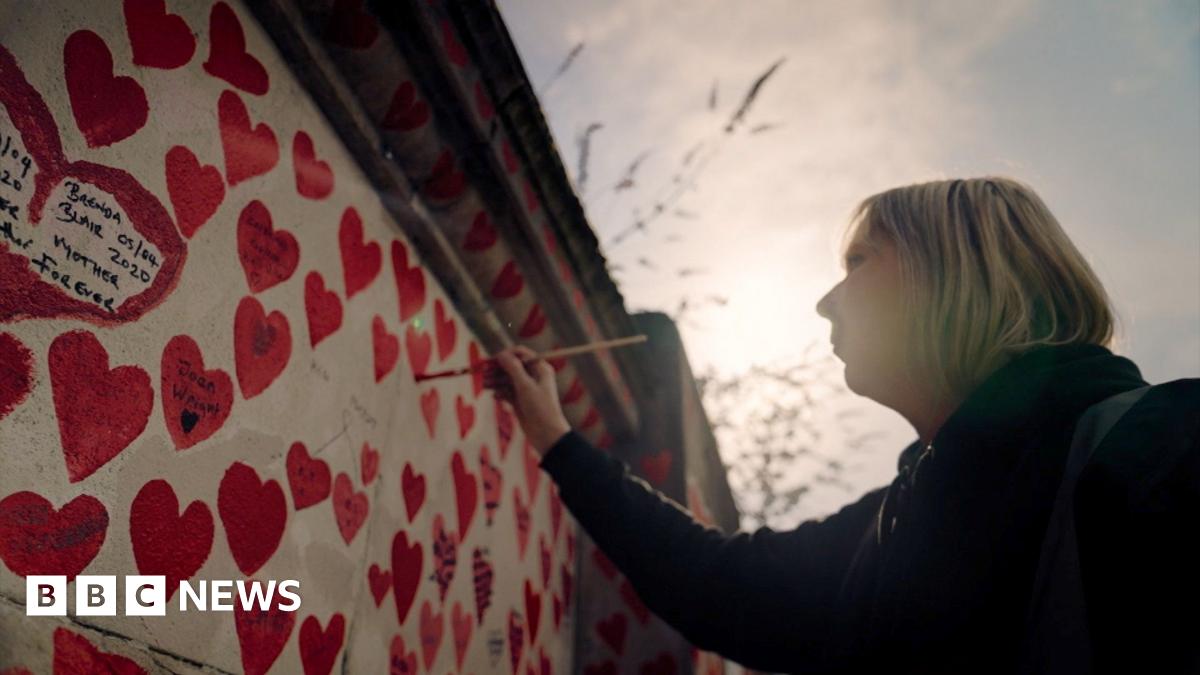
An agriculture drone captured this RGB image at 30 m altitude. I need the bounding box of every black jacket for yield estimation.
[539,343,1200,674]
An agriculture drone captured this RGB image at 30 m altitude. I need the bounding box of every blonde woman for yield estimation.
[486,177,1199,674]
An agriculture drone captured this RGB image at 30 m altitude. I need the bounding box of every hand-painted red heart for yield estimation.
[368,563,391,607]
[391,240,426,322]
[324,0,380,49]
[361,442,380,484]
[419,388,439,439]
[451,451,478,541]
[452,601,474,671]
[0,333,33,422]
[401,463,426,521]
[218,90,278,185]
[381,81,430,132]
[233,295,292,398]
[129,478,213,599]
[339,207,381,298]
[391,529,424,625]
[304,271,343,348]
[434,298,457,361]
[165,145,224,238]
[53,627,147,674]
[234,584,296,675]
[203,2,269,95]
[298,613,345,675]
[123,0,196,69]
[490,260,524,299]
[405,325,432,378]
[237,200,298,293]
[286,441,330,510]
[217,461,287,575]
[64,30,148,148]
[332,472,368,545]
[0,491,107,581]
[293,131,334,200]
[455,395,475,439]
[462,210,497,251]
[419,600,444,671]
[372,315,400,383]
[161,334,233,449]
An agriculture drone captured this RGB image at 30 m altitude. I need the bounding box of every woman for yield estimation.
[484,177,1196,674]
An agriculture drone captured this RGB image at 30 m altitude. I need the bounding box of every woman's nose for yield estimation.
[816,285,835,320]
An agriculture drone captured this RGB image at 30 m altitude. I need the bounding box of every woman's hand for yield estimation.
[485,345,571,457]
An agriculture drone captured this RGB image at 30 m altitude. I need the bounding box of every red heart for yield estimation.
[53,627,146,674]
[430,513,459,603]
[381,81,430,131]
[233,295,292,398]
[324,0,379,48]
[405,325,432,377]
[471,547,494,624]
[639,450,673,487]
[304,271,343,348]
[462,210,498,251]
[561,378,584,405]
[518,303,546,338]
[332,472,368,545]
[451,451,478,542]
[496,399,514,459]
[203,2,269,95]
[299,613,345,675]
[440,19,469,67]
[218,90,278,185]
[512,486,530,561]
[595,613,627,656]
[538,646,552,675]
[293,131,334,200]
[49,330,153,482]
[479,444,502,526]
[0,333,34,422]
[524,579,543,642]
[391,240,426,322]
[160,334,232,449]
[539,534,553,587]
[490,260,524,299]
[368,563,391,606]
[523,441,541,503]
[64,30,148,148]
[236,200,298,292]
[474,81,495,121]
[218,461,287,575]
[548,486,563,540]
[434,298,457,361]
[619,579,650,625]
[591,547,617,580]
[286,441,330,510]
[234,585,296,675]
[468,342,486,398]
[129,478,213,600]
[124,0,196,69]
[552,594,563,631]
[361,442,380,484]
[455,395,475,439]
[419,388,439,439]
[422,149,466,202]
[372,315,400,383]
[165,145,224,238]
[561,564,574,606]
[507,610,525,675]
[451,601,474,671]
[338,206,381,298]
[0,491,107,581]
[391,529,424,625]
[389,635,418,675]
[401,463,426,521]
[419,600,444,671]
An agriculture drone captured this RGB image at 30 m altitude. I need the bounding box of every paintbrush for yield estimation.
[413,334,648,382]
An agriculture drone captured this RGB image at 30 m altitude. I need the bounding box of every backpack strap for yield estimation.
[1017,384,1152,674]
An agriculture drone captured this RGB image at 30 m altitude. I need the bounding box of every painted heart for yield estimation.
[455,395,475,439]
[391,529,423,625]
[451,601,474,671]
[560,378,584,405]
[519,303,546,338]
[552,594,562,631]
[468,342,486,398]
[360,442,379,484]
[480,444,502,526]
[561,565,574,607]
[474,81,495,121]
[537,648,551,675]
[218,461,286,575]
[595,613,627,656]
[419,600,444,671]
[124,0,196,69]
[129,478,213,600]
[372,315,400,383]
[462,210,497,251]
[286,441,330,510]
[513,486,530,561]
[237,200,298,293]
[639,652,677,675]
[293,131,334,200]
[430,513,458,603]
[401,463,426,521]
[338,206,380,298]
[389,635,418,675]
[439,19,469,67]
[368,563,391,607]
[434,298,456,361]
[233,295,292,398]
[233,585,296,675]
[49,330,153,482]
[53,627,146,674]
[549,486,563,541]
[523,441,542,503]
[496,399,514,459]
[592,546,617,580]
[165,145,224,238]
[161,334,232,449]
[507,610,525,675]
[1,44,185,324]
[524,579,542,643]
[298,613,345,675]
[619,579,650,625]
[405,325,432,377]
[332,472,368,545]
[451,451,479,542]
[64,30,148,147]
[471,547,494,624]
[422,148,466,202]
[419,387,439,438]
[566,531,576,559]
[391,240,426,322]
[490,260,524,299]
[639,449,673,487]
[203,2,269,95]
[218,90,278,185]
[539,534,553,587]
[324,0,380,48]
[0,491,107,580]
[0,333,33,422]
[304,271,343,348]
[381,81,430,132]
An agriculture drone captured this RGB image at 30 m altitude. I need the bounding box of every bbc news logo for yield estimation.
[26,576,302,616]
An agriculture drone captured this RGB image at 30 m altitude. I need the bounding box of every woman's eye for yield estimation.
[846,254,864,268]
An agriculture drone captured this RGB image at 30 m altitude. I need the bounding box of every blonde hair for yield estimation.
[839,176,1123,408]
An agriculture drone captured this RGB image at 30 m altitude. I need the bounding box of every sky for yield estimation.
[495,0,1200,523]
